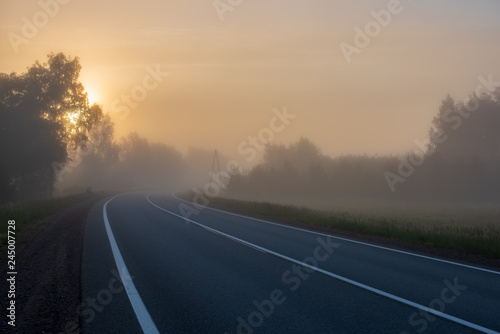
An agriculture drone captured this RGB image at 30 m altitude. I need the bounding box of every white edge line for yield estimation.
[147,195,499,334]
[172,194,500,275]
[103,195,160,334]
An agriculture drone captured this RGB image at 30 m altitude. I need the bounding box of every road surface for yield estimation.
[81,191,500,333]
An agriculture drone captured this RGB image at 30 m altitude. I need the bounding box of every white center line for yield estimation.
[147,194,499,334]
[173,193,500,275]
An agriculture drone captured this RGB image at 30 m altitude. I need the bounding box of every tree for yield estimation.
[424,93,500,201]
[429,94,500,162]
[54,113,120,195]
[118,133,185,188]
[0,53,104,202]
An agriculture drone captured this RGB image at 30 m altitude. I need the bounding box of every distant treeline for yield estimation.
[227,91,500,203]
[1,53,499,204]
[0,53,205,204]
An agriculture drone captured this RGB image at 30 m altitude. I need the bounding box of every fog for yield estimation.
[1,1,500,212]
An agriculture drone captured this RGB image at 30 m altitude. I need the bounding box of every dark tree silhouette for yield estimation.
[423,92,500,201]
[227,90,500,203]
[429,94,500,162]
[0,53,104,203]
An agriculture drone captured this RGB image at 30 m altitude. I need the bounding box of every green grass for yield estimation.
[0,192,108,246]
[178,192,500,258]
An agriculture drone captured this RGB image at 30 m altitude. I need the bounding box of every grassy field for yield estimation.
[0,192,108,246]
[179,192,500,258]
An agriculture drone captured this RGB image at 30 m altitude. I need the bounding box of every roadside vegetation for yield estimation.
[179,192,500,258]
[0,192,107,246]
[202,90,500,260]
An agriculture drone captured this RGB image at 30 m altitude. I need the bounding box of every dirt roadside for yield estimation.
[1,194,498,333]
[0,197,102,334]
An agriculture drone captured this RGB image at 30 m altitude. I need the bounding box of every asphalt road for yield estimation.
[81,191,500,334]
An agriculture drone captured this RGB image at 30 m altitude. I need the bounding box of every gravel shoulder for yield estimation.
[0,197,103,334]
[1,192,498,333]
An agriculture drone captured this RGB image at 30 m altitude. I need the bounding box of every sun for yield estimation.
[68,112,79,124]
[85,87,99,105]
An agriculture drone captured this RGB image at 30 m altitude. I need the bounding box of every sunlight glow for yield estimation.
[68,112,79,125]
[86,87,99,105]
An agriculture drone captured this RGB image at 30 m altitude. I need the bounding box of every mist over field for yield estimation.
[3,2,500,334]
[1,0,500,216]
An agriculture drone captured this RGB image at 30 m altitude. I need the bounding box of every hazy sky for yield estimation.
[1,0,500,160]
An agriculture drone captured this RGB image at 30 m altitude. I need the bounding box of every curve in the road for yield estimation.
[146,194,499,334]
[173,194,500,276]
[93,192,500,334]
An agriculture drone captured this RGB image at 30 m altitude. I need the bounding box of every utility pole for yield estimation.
[209,150,225,190]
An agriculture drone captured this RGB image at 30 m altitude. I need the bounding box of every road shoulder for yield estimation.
[0,197,104,334]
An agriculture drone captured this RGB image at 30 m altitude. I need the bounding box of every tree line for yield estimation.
[2,53,499,204]
[0,53,192,204]
[226,89,500,203]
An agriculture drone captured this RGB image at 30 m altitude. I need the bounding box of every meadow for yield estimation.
[181,192,500,258]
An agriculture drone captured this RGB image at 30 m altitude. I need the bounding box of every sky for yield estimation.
[1,0,500,161]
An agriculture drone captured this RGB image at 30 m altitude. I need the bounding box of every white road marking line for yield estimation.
[103,195,160,334]
[147,194,499,334]
[172,193,500,275]
[200,225,267,253]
